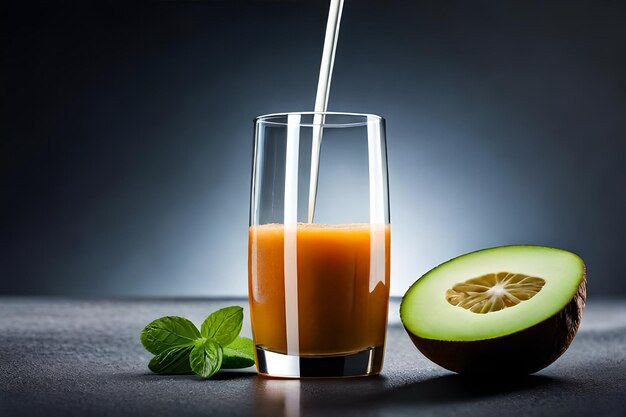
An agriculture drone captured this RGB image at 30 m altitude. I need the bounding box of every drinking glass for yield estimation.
[248,112,390,378]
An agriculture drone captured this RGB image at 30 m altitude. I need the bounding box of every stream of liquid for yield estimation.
[307,0,344,223]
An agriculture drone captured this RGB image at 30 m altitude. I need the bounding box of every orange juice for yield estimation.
[249,223,390,356]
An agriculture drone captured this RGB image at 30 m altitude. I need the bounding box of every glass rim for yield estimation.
[254,111,384,128]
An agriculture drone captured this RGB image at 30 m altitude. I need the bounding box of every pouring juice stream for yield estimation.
[307,0,344,223]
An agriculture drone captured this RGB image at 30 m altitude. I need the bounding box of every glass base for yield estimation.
[255,346,385,378]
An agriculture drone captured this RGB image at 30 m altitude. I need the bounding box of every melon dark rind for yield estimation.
[406,272,586,375]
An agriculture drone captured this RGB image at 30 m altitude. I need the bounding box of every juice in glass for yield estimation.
[249,223,390,356]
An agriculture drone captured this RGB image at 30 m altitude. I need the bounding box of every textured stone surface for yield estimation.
[0,297,625,417]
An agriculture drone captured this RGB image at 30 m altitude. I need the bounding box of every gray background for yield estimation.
[2,0,625,297]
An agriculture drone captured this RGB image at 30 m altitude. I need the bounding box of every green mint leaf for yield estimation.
[148,345,194,374]
[200,306,243,346]
[222,336,255,369]
[190,339,223,379]
[140,316,201,355]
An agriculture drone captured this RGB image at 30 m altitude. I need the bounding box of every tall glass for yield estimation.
[248,112,390,378]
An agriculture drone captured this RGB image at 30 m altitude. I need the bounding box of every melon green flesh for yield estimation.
[401,246,584,342]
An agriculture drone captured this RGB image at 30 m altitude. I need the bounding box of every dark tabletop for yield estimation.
[0,297,624,417]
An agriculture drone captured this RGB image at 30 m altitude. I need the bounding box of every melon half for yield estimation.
[400,245,586,375]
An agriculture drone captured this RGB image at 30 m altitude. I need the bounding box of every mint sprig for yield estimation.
[201,306,243,346]
[140,306,255,379]
[190,339,223,378]
[148,345,194,374]
[141,316,200,354]
[222,336,255,369]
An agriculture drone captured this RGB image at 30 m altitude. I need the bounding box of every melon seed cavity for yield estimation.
[445,272,546,314]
